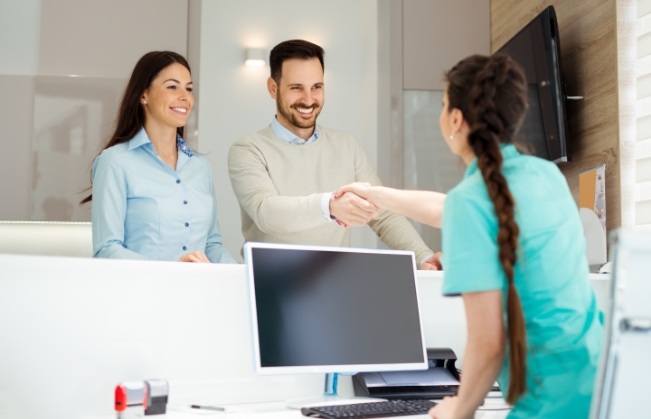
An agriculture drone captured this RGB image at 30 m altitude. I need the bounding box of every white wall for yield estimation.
[194,0,380,260]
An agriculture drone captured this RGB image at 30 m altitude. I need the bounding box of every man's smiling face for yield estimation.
[269,57,324,140]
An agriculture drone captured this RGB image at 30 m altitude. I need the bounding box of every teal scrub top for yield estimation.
[442,145,603,418]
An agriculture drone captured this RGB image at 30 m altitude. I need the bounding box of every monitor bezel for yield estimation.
[243,242,429,375]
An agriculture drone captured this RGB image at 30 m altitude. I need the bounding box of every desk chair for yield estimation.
[591,229,651,418]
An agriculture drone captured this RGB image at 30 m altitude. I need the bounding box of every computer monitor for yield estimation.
[243,242,428,376]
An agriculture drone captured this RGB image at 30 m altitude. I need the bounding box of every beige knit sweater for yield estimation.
[228,125,434,263]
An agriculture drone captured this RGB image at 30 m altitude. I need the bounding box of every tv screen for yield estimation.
[244,242,428,375]
[498,5,569,163]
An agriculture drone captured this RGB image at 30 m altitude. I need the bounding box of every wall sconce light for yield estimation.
[245,48,266,67]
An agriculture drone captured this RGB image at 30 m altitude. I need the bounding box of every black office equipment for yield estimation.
[144,379,168,415]
[244,242,429,407]
[244,242,428,375]
[300,399,437,419]
[497,5,571,163]
[353,348,460,400]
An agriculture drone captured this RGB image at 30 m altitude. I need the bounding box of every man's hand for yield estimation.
[420,252,443,270]
[329,191,380,227]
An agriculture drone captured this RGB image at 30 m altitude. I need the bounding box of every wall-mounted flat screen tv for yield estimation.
[498,5,569,163]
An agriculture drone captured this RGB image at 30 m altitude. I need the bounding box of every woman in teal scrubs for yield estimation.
[337,54,603,418]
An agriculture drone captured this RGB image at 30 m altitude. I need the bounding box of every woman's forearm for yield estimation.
[454,291,505,418]
[368,187,446,228]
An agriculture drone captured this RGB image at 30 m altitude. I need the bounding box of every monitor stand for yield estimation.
[285,373,384,410]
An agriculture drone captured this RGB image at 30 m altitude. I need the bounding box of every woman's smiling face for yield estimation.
[142,62,194,129]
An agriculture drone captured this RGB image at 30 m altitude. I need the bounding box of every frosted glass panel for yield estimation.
[0,0,188,222]
[31,76,125,221]
[403,90,465,252]
[0,75,125,221]
[0,76,35,220]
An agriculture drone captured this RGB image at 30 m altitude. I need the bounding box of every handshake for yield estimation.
[329,182,445,271]
[329,182,383,228]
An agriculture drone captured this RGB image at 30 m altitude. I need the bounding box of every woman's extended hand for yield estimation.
[429,396,460,419]
[178,250,210,263]
[335,182,374,201]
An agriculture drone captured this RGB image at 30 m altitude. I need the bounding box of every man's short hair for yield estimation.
[269,39,325,83]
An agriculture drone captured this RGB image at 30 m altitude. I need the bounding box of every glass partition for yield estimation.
[403,90,465,252]
[0,0,188,222]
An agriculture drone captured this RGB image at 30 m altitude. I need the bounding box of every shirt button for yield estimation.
[182,246,187,251]
[183,200,188,205]
[185,222,189,227]
[176,179,181,184]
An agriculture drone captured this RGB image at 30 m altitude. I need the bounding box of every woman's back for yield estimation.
[443,146,603,417]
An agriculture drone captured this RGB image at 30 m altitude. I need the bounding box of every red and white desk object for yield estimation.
[115,381,147,419]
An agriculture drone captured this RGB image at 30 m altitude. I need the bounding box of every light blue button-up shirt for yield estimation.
[270,117,333,220]
[91,128,235,263]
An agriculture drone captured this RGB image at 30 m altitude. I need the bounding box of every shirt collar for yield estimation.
[270,116,319,145]
[177,135,193,157]
[465,144,519,178]
[127,127,193,157]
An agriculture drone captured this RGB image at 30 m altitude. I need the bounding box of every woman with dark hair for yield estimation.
[338,53,602,418]
[81,51,235,263]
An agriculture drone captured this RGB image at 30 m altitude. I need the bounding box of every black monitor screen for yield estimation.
[497,5,569,163]
[244,243,428,374]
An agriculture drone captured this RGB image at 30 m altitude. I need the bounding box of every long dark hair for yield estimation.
[445,53,528,404]
[269,39,324,83]
[80,50,191,205]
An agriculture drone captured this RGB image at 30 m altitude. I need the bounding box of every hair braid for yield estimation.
[455,54,528,404]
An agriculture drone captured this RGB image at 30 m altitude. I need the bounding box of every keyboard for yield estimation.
[300,399,437,418]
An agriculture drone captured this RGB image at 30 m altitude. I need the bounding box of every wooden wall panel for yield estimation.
[491,0,621,235]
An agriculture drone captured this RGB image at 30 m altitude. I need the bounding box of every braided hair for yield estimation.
[445,54,528,404]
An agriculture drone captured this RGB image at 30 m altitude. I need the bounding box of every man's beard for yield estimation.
[277,97,322,130]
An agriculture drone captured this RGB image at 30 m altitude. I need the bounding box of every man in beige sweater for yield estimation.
[228,39,441,269]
